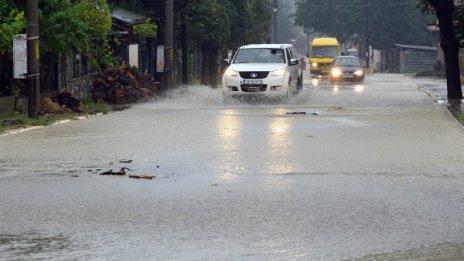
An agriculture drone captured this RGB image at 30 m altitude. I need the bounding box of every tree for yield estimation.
[38,0,113,69]
[186,0,230,86]
[74,0,113,68]
[294,0,433,50]
[0,1,25,95]
[108,0,272,87]
[421,0,462,100]
[40,1,87,55]
[0,1,26,55]
[220,0,271,47]
[454,3,464,43]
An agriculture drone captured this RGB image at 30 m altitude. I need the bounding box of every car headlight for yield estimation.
[312,62,318,67]
[331,68,342,77]
[271,68,286,76]
[354,70,364,76]
[224,68,238,77]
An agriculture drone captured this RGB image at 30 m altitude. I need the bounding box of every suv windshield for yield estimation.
[334,58,361,66]
[233,48,285,64]
[311,46,339,58]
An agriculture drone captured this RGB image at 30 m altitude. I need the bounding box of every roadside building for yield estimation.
[383,44,437,73]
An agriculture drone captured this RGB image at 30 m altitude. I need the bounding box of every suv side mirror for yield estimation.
[224,59,230,65]
[290,58,299,66]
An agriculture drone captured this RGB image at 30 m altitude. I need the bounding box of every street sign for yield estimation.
[13,34,27,79]
[156,45,164,73]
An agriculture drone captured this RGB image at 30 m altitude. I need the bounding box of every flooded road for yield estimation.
[1,73,464,260]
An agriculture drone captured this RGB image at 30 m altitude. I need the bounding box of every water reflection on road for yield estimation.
[1,75,464,260]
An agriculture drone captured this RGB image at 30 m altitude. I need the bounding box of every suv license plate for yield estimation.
[242,79,263,84]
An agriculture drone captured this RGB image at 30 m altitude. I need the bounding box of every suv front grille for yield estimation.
[239,72,269,79]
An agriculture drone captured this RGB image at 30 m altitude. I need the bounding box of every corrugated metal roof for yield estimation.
[112,7,148,25]
[395,44,437,51]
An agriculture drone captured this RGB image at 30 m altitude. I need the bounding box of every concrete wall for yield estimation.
[401,49,436,73]
[64,73,97,100]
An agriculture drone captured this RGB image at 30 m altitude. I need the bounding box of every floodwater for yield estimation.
[1,74,464,260]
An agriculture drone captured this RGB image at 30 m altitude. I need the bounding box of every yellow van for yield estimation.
[309,37,341,75]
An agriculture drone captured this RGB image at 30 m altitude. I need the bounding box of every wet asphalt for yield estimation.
[0,73,464,260]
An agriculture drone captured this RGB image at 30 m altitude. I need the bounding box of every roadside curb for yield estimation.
[412,78,464,127]
[415,83,446,103]
[0,112,105,136]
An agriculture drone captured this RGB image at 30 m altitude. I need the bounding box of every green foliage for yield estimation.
[422,0,464,46]
[40,1,87,54]
[134,18,158,38]
[75,0,112,36]
[459,113,464,121]
[186,0,231,48]
[75,0,113,68]
[217,0,271,47]
[109,0,272,50]
[456,6,464,45]
[81,100,111,114]
[0,1,26,55]
[295,0,435,49]
[39,0,114,68]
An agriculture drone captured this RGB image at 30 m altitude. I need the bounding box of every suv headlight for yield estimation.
[271,68,286,76]
[224,68,238,77]
[354,70,363,76]
[331,68,342,77]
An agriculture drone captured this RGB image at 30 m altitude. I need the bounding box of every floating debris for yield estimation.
[129,175,156,180]
[328,106,343,110]
[286,112,306,115]
[119,159,133,163]
[286,112,319,116]
[100,167,131,176]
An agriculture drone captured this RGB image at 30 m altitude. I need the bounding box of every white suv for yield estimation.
[222,44,303,100]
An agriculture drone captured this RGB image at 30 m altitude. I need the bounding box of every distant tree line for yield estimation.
[94,0,273,87]
[294,0,435,50]
[2,0,462,97]
[0,0,273,96]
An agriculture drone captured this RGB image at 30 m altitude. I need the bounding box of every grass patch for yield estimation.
[0,101,112,134]
[459,113,464,121]
[81,101,111,114]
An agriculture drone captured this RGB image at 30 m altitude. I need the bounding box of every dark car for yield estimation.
[329,56,364,83]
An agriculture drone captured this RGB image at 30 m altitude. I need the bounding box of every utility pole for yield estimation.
[180,0,188,85]
[27,0,40,117]
[164,0,174,90]
[273,0,278,43]
[365,0,370,68]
